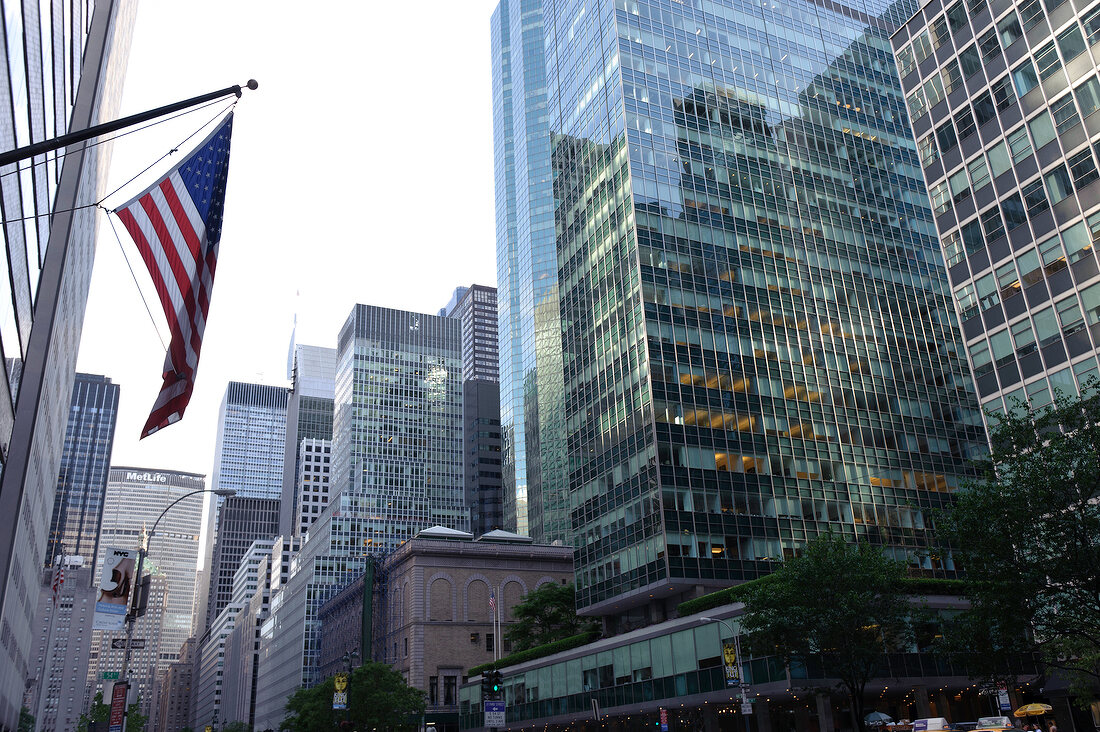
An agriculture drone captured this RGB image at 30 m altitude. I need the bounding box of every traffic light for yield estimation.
[486,669,503,701]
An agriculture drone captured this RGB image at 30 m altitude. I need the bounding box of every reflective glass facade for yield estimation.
[495,0,986,618]
[492,0,572,542]
[45,373,120,568]
[893,0,1100,423]
[0,1,134,723]
[280,344,335,537]
[211,381,288,500]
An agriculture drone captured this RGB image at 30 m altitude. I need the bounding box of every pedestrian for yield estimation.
[1049,721,1057,732]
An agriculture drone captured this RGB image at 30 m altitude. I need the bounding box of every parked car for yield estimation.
[974,717,1019,731]
[914,718,956,731]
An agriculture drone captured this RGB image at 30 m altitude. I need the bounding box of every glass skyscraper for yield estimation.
[45,373,120,569]
[211,382,288,500]
[494,0,987,621]
[0,1,135,724]
[280,344,335,538]
[893,0,1100,424]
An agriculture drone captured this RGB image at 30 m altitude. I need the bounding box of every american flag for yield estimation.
[488,590,497,613]
[51,558,64,606]
[116,114,235,438]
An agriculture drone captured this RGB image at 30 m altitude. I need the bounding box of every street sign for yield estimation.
[110,638,145,650]
[742,703,754,715]
[101,672,119,680]
[997,682,1010,712]
[485,700,505,726]
[108,682,127,732]
[332,691,347,710]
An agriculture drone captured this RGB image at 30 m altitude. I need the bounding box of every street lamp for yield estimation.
[117,487,235,726]
[339,649,360,730]
[699,616,753,732]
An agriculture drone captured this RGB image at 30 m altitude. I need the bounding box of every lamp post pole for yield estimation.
[116,487,234,728]
[700,616,752,732]
[341,649,359,730]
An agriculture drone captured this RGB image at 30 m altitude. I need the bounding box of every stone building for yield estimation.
[318,526,573,732]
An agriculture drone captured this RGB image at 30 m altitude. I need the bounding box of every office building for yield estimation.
[205,497,279,631]
[253,304,465,730]
[211,381,288,499]
[295,438,331,536]
[45,373,120,569]
[28,565,96,732]
[280,344,336,537]
[155,637,196,732]
[221,548,274,730]
[492,0,987,626]
[492,1,570,541]
[892,0,1100,418]
[441,285,504,535]
[194,540,272,731]
[0,1,135,724]
[87,468,206,717]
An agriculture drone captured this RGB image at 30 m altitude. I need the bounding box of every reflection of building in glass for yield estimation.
[892,0,1100,426]
[495,0,985,626]
[0,1,135,724]
[253,304,465,731]
[45,373,120,568]
[88,468,206,722]
[491,0,570,542]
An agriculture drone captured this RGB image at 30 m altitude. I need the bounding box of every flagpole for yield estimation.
[0,80,257,169]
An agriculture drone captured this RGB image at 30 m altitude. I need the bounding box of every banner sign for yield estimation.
[94,548,135,631]
[332,691,347,710]
[997,683,1011,712]
[723,642,740,686]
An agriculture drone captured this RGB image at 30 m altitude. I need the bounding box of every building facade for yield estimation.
[491,0,571,542]
[280,344,336,538]
[442,285,504,535]
[205,497,279,632]
[892,0,1100,419]
[221,551,273,731]
[211,381,288,500]
[45,373,120,569]
[0,1,135,723]
[29,565,97,731]
[253,304,466,731]
[294,438,331,537]
[87,468,206,717]
[155,636,196,732]
[493,0,988,625]
[319,528,574,732]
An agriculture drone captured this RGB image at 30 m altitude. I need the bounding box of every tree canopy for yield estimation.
[77,692,146,732]
[281,660,425,732]
[936,388,1100,702]
[504,582,599,653]
[739,533,914,732]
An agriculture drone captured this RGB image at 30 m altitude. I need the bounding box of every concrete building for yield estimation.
[44,374,120,569]
[318,527,574,732]
[294,438,331,537]
[28,565,96,731]
[253,305,466,731]
[205,496,279,633]
[221,549,274,730]
[0,1,135,723]
[280,344,336,538]
[87,468,205,721]
[154,637,196,732]
[891,0,1100,423]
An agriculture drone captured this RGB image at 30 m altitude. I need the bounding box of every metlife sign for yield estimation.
[125,471,168,483]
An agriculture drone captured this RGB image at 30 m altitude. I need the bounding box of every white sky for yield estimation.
[76,1,501,478]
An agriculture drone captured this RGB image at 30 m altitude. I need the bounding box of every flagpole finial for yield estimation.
[246,79,258,90]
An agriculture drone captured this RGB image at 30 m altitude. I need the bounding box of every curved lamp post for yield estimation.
[118,487,236,723]
[699,616,753,732]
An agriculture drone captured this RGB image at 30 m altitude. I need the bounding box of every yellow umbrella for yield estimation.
[1013,703,1053,718]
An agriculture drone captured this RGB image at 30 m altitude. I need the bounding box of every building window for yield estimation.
[991,76,1016,111]
[919,135,939,166]
[1011,318,1037,355]
[429,676,438,705]
[997,12,1023,46]
[1034,41,1062,81]
[1050,94,1081,134]
[942,59,964,94]
[937,120,958,154]
[1056,25,1087,63]
[1068,149,1099,190]
[1022,179,1050,217]
[444,676,457,706]
[955,106,977,140]
[959,44,983,78]
[946,1,968,32]
[1045,164,1074,204]
[1019,0,1045,28]
[1012,60,1040,96]
[1074,77,1100,118]
[486,633,494,652]
[981,206,1006,243]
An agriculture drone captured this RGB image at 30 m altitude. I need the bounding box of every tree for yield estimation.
[221,722,251,732]
[18,706,33,732]
[504,582,598,652]
[739,533,914,732]
[78,692,146,732]
[281,660,425,732]
[936,388,1100,703]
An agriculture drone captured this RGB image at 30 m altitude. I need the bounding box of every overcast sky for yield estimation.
[76,1,501,479]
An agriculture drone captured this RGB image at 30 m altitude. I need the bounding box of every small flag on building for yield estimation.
[51,558,64,606]
[489,590,497,613]
[115,113,235,438]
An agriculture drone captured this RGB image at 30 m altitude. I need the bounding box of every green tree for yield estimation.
[18,706,33,732]
[739,534,914,732]
[936,388,1100,703]
[281,660,425,732]
[221,722,251,732]
[77,692,146,732]
[504,582,598,652]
